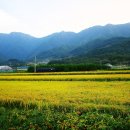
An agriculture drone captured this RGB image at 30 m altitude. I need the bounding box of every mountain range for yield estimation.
[0,23,130,64]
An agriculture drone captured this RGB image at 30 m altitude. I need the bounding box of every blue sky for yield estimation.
[0,0,130,37]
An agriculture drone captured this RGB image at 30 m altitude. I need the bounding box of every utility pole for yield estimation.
[34,56,37,73]
[100,60,102,70]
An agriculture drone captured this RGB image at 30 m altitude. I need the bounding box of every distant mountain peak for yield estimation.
[105,24,113,26]
[0,22,130,63]
[9,32,36,39]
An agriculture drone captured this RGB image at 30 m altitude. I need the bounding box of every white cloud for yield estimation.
[0,0,130,37]
[0,9,31,35]
[0,10,18,32]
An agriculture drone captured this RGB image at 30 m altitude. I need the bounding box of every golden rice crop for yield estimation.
[0,81,130,112]
[0,71,130,129]
[0,74,130,81]
[1,70,130,76]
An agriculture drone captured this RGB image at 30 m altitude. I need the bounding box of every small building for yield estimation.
[17,66,29,71]
[105,63,113,69]
[0,66,13,72]
[36,68,55,72]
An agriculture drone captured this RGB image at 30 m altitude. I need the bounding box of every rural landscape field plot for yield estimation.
[0,73,130,81]
[0,71,130,129]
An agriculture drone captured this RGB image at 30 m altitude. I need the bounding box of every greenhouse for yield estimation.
[0,66,13,72]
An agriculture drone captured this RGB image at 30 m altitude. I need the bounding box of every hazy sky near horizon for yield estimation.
[0,0,130,37]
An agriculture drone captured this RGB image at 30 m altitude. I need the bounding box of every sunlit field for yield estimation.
[0,74,130,81]
[0,81,130,109]
[0,71,130,129]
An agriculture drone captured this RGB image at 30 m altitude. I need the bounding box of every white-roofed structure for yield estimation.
[0,66,13,72]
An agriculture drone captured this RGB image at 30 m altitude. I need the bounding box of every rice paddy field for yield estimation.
[0,71,130,129]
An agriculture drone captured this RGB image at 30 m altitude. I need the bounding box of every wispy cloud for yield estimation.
[0,0,130,37]
[0,9,31,35]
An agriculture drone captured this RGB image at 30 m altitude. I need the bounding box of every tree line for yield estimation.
[28,64,110,72]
